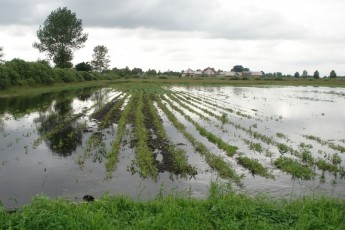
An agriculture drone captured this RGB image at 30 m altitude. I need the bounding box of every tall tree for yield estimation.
[33,7,88,68]
[313,70,320,79]
[302,70,308,78]
[294,72,300,78]
[0,47,4,63]
[330,70,337,78]
[91,45,110,72]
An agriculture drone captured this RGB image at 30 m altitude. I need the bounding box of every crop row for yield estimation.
[167,91,345,181]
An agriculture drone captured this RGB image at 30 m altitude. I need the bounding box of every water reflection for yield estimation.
[35,98,84,157]
[0,87,97,118]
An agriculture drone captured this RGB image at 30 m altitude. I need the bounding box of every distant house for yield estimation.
[181,68,195,77]
[203,67,217,77]
[181,68,203,77]
[220,71,241,77]
[250,71,264,77]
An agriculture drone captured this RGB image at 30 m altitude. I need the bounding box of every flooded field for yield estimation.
[1,85,345,209]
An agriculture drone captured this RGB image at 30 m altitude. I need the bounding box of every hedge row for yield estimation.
[0,59,120,89]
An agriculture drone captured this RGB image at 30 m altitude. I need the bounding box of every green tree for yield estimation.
[33,7,88,68]
[0,47,4,64]
[231,65,250,72]
[313,70,320,79]
[294,72,300,78]
[302,70,308,78]
[146,69,157,76]
[330,70,337,78]
[75,62,92,72]
[91,45,110,72]
[131,67,143,75]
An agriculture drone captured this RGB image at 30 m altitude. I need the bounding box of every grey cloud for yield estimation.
[1,0,306,40]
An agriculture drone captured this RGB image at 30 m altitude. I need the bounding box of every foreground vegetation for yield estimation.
[1,182,344,229]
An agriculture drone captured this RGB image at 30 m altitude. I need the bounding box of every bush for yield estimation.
[0,58,121,89]
[0,65,12,89]
[29,62,55,84]
[54,68,77,83]
[82,71,96,81]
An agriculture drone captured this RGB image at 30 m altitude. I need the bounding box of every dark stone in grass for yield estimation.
[6,209,17,214]
[83,195,95,202]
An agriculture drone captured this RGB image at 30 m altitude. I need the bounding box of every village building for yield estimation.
[220,71,241,77]
[181,68,264,78]
[203,67,217,76]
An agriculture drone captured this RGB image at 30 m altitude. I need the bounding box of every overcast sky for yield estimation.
[1,0,345,76]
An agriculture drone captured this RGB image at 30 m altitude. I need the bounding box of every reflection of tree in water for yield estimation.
[232,87,244,95]
[90,88,112,111]
[76,87,96,101]
[0,116,4,132]
[36,99,83,157]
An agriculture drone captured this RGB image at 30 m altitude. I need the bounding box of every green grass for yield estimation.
[273,156,316,180]
[132,92,158,179]
[1,182,345,229]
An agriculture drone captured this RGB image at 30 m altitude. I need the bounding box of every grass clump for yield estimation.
[316,159,338,173]
[276,132,287,139]
[274,156,316,180]
[277,143,289,154]
[332,153,342,165]
[236,155,273,178]
[300,149,315,166]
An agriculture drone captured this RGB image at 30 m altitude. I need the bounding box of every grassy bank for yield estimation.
[0,80,117,97]
[1,182,344,229]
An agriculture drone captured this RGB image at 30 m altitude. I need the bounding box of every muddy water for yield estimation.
[1,85,345,209]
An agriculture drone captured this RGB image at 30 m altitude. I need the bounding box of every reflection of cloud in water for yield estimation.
[2,112,39,131]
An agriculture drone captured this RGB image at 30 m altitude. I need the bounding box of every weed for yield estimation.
[236,155,273,178]
[300,149,315,165]
[276,133,287,139]
[277,143,289,154]
[332,153,342,165]
[316,159,338,173]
